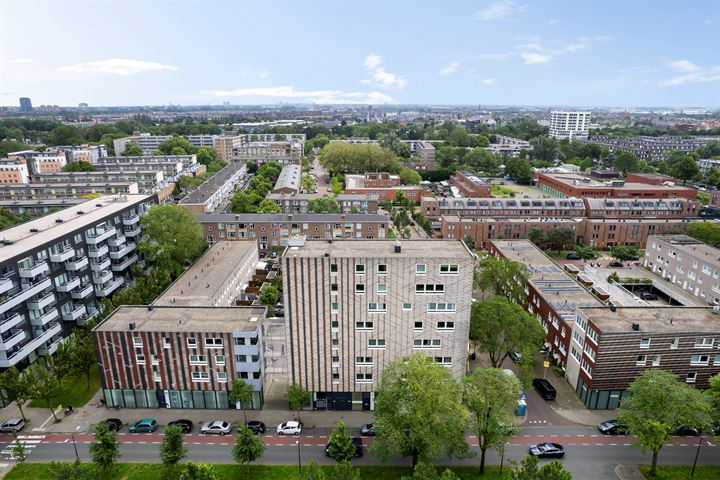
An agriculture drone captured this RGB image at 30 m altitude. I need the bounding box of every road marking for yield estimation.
[0,463,8,467]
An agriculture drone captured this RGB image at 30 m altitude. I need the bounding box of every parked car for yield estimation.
[325,437,364,458]
[598,420,629,435]
[532,378,557,400]
[274,308,285,316]
[509,351,522,362]
[245,421,266,434]
[608,261,624,268]
[0,419,25,433]
[259,251,267,258]
[168,419,194,434]
[672,425,700,436]
[566,253,581,260]
[640,292,658,301]
[276,421,302,435]
[529,442,565,459]
[200,420,232,435]
[129,418,158,433]
[360,423,375,436]
[629,255,640,261]
[105,418,123,431]
[270,251,278,259]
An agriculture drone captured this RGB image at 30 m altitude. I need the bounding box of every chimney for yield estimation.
[394,241,401,254]
[128,322,135,330]
[610,304,616,312]
[631,323,640,331]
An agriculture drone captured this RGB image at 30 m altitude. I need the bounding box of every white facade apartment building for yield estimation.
[282,239,474,411]
[549,111,591,140]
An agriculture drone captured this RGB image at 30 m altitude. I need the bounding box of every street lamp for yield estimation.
[691,433,704,477]
[71,426,81,461]
[296,439,302,475]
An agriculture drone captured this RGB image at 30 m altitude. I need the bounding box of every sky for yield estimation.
[1,0,719,107]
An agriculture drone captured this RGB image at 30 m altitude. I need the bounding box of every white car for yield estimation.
[200,420,232,435]
[276,420,302,435]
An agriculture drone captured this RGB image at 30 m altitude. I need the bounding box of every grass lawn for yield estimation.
[28,367,100,409]
[490,184,517,197]
[5,463,510,480]
[639,466,720,479]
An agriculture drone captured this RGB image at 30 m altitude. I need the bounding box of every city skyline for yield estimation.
[1,0,718,108]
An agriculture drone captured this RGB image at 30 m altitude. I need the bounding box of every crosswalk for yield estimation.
[0,434,45,461]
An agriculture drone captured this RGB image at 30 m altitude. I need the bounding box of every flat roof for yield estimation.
[539,173,692,191]
[579,306,720,333]
[273,164,301,191]
[584,198,688,210]
[197,213,388,223]
[0,181,138,189]
[154,241,256,307]
[0,198,86,208]
[180,162,245,205]
[285,239,474,259]
[445,216,581,224]
[94,305,267,333]
[0,194,150,259]
[650,234,720,260]
[267,192,379,201]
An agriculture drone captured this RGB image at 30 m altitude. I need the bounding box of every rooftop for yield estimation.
[267,192,379,201]
[539,173,694,191]
[650,234,720,260]
[0,181,139,189]
[273,164,301,191]
[584,198,689,210]
[579,306,720,333]
[197,213,388,223]
[180,162,245,205]
[94,305,267,333]
[154,241,257,307]
[285,239,474,259]
[0,194,150,260]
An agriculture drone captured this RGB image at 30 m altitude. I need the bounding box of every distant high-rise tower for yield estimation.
[19,97,33,113]
[78,102,89,110]
[548,111,591,140]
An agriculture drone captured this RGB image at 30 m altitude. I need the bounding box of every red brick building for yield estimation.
[537,173,697,199]
[449,171,491,197]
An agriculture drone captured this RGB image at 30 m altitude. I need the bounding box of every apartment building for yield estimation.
[449,171,491,198]
[113,134,216,156]
[56,145,107,163]
[444,217,580,249]
[537,173,697,199]
[213,135,245,162]
[93,305,266,409]
[267,193,379,214]
[569,306,720,409]
[548,111,591,140]
[0,195,152,369]
[698,158,720,176]
[584,197,699,219]
[0,160,30,184]
[178,163,247,214]
[422,196,586,220]
[282,239,474,410]
[197,213,389,250]
[32,171,164,194]
[272,164,301,194]
[576,218,690,249]
[0,199,86,216]
[416,141,436,163]
[7,151,68,175]
[94,155,201,184]
[581,135,717,160]
[0,182,140,201]
[232,141,303,165]
[484,135,533,158]
[344,173,424,202]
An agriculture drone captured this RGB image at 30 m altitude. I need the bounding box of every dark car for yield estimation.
[245,421,266,434]
[566,253,581,260]
[640,292,658,301]
[532,378,557,400]
[325,437,363,458]
[105,418,123,431]
[360,423,375,436]
[608,261,624,268]
[529,442,565,459]
[275,308,285,317]
[259,251,267,258]
[509,351,522,363]
[598,420,629,435]
[168,419,194,434]
[672,425,700,436]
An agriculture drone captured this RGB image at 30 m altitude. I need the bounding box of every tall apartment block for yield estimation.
[0,194,152,370]
[19,97,32,113]
[282,240,474,410]
[548,111,591,140]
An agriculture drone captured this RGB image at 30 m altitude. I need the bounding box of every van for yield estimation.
[532,378,557,400]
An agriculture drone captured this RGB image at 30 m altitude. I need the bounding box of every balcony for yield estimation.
[108,235,126,247]
[0,278,52,315]
[33,321,61,343]
[123,214,140,226]
[95,277,124,297]
[27,292,55,310]
[30,308,59,326]
[125,226,141,237]
[19,261,49,279]
[71,284,93,300]
[112,255,138,272]
[65,257,89,271]
[109,242,136,260]
[50,247,75,263]
[56,277,80,293]
[1,329,27,350]
[39,337,63,356]
[0,313,25,334]
[88,245,109,258]
[0,277,13,295]
[62,304,87,322]
[94,270,113,285]
[85,226,116,245]
[90,258,111,271]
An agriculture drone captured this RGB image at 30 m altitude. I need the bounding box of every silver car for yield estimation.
[0,419,25,433]
[200,420,231,435]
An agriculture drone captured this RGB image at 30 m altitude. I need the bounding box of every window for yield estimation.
[332,373,340,382]
[581,359,593,377]
[355,283,365,294]
[162,337,171,349]
[413,339,441,349]
[331,302,339,313]
[133,336,143,347]
[437,321,455,330]
[671,337,679,349]
[587,328,599,344]
[234,337,246,346]
[331,320,339,330]
[368,339,386,349]
[415,284,445,294]
[695,337,714,348]
[331,356,340,366]
[714,354,720,366]
[583,344,596,362]
[414,321,423,330]
[639,338,650,348]
[416,264,427,275]
[356,320,374,330]
[377,283,387,294]
[189,355,208,365]
[191,372,210,382]
[215,355,225,366]
[235,355,247,363]
[331,339,340,349]
[331,283,339,293]
[368,302,387,313]
[216,372,227,383]
[686,372,697,383]
[691,354,710,365]
[151,354,159,366]
[136,353,146,365]
[636,355,647,366]
[153,371,161,382]
[356,356,373,365]
[355,264,365,275]
[377,264,387,275]
[427,303,456,313]
[434,357,452,365]
[571,347,581,362]
[439,264,459,275]
[205,338,223,348]
[187,337,197,348]
[403,303,413,311]
[331,264,338,274]
[651,355,661,366]
[356,373,373,383]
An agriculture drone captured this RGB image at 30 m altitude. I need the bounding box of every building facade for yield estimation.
[0,182,140,201]
[0,161,30,184]
[267,193,379,214]
[448,171,491,198]
[272,164,301,194]
[536,173,697,199]
[232,141,303,165]
[179,163,247,214]
[549,111,591,140]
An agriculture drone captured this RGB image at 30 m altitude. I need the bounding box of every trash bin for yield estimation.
[515,399,527,416]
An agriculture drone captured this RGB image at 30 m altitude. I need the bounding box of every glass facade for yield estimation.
[102,388,262,410]
[575,378,629,410]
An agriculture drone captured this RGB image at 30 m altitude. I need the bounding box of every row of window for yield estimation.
[133,336,242,349]
[340,301,456,314]
[331,264,459,275]
[640,337,715,349]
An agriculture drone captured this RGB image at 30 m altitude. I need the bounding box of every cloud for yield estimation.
[520,52,552,64]
[517,35,608,64]
[475,0,525,20]
[58,58,178,76]
[200,85,395,104]
[363,54,406,88]
[548,19,561,25]
[439,62,460,76]
[660,60,720,86]
[481,78,496,85]
[258,68,269,79]
[477,53,514,60]
[12,58,35,64]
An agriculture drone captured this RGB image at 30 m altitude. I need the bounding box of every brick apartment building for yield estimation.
[178,163,247,214]
[536,173,697,199]
[449,171,491,197]
[344,172,424,202]
[267,193,379,214]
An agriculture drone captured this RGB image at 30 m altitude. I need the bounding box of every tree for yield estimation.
[319,142,401,175]
[326,421,356,463]
[509,455,572,480]
[230,379,254,422]
[9,432,28,462]
[379,133,409,157]
[331,461,362,480]
[195,146,217,166]
[89,421,121,472]
[574,244,597,261]
[504,158,533,184]
[259,285,279,308]
[547,227,576,251]
[307,198,340,214]
[0,367,31,420]
[302,175,317,193]
[529,136,559,163]
[297,459,326,480]
[671,156,701,185]
[371,353,469,467]
[288,383,311,423]
[527,228,548,247]
[399,167,422,185]
[232,424,265,471]
[26,364,62,422]
[330,176,343,195]
[469,296,544,373]
[686,222,720,248]
[63,161,96,172]
[463,148,499,172]
[613,151,640,175]
[257,199,282,213]
[160,424,187,467]
[71,331,98,389]
[158,136,197,155]
[464,368,521,474]
[181,462,219,480]
[708,374,720,432]
[123,143,144,156]
[610,245,638,262]
[230,190,262,213]
[138,204,207,278]
[474,256,530,302]
[401,462,461,480]
[463,234,475,250]
[618,369,712,477]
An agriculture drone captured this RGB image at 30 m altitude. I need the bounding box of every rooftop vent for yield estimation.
[394,241,401,254]
[55,218,64,223]
[96,204,103,207]
[610,304,617,312]
[128,322,136,330]
[29,228,39,233]
[1,239,13,245]
[631,322,640,331]
[76,210,85,214]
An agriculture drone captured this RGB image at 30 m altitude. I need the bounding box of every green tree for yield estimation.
[686,222,720,248]
[46,341,73,389]
[463,148,499,172]
[46,125,83,145]
[547,227,576,251]
[613,151,640,175]
[63,161,96,172]
[259,285,279,309]
[158,136,197,155]
[574,244,597,262]
[671,156,701,185]
[326,421,356,463]
[302,175,317,192]
[230,190,262,213]
[0,367,30,420]
[618,369,712,477]
[70,331,98,389]
[399,167,422,185]
[139,204,207,278]
[181,462,219,480]
[331,176,343,194]
[401,462,461,480]
[296,459,326,480]
[89,421,121,473]
[160,424,187,467]
[123,143,145,156]
[26,364,62,422]
[527,228,548,247]
[529,136,559,163]
[708,374,720,432]
[9,432,28,462]
[474,256,530,302]
[509,455,572,480]
[171,146,187,155]
[230,379,255,422]
[257,199,282,213]
[469,296,544,373]
[232,424,265,471]
[195,146,217,166]
[288,383,311,423]
[331,461,362,480]
[464,368,521,474]
[610,245,639,262]
[307,198,340,214]
[504,158,533,184]
[371,353,469,467]
[319,143,401,175]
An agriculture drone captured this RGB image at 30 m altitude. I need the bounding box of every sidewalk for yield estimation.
[615,465,646,480]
